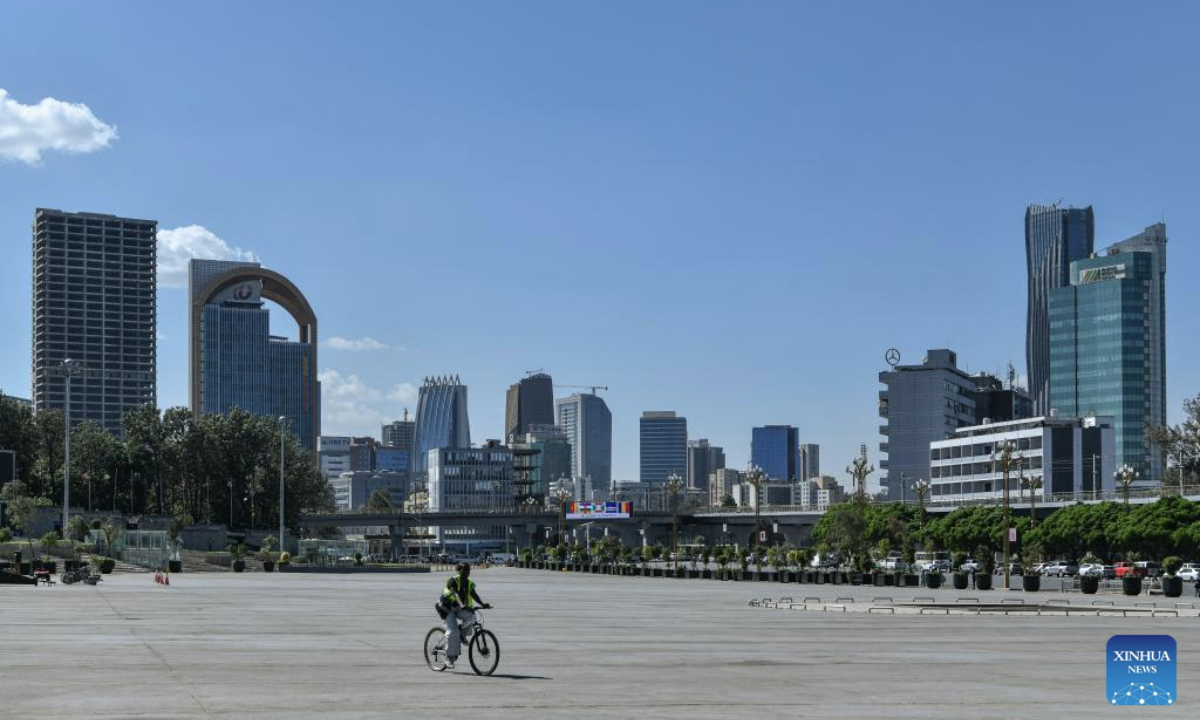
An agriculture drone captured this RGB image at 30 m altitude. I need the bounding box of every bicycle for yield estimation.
[60,564,100,585]
[424,605,500,675]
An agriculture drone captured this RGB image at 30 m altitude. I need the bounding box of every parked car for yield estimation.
[1005,563,1023,576]
[1043,560,1079,577]
[1178,563,1200,582]
[1028,562,1045,575]
[1114,561,1139,578]
[959,559,980,573]
[883,551,904,571]
[1135,561,1162,577]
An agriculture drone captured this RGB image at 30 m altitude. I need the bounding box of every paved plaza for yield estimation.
[3,569,1199,719]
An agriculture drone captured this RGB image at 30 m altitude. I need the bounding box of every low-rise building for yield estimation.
[929,415,1115,503]
[427,443,513,551]
[796,475,846,511]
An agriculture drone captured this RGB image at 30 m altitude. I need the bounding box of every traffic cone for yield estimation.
[155,570,161,584]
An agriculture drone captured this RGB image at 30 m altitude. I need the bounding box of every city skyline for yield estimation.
[3,3,1200,489]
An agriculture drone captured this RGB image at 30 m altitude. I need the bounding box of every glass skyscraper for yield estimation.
[555,393,612,491]
[751,425,799,480]
[1026,203,1095,415]
[410,376,471,477]
[1049,242,1166,480]
[639,411,687,485]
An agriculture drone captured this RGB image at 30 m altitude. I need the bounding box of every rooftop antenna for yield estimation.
[525,368,544,377]
[1006,363,1016,390]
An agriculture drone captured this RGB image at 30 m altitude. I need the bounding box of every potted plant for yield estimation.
[975,548,994,590]
[94,556,115,574]
[354,551,364,567]
[1080,572,1100,594]
[924,569,943,589]
[228,543,247,573]
[902,545,918,587]
[1162,556,1184,598]
[953,570,969,590]
[278,551,291,570]
[1022,551,1041,593]
[1122,572,1143,596]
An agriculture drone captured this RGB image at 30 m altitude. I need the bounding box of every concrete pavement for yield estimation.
[1,568,1197,719]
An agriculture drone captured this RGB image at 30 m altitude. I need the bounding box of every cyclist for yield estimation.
[438,562,489,669]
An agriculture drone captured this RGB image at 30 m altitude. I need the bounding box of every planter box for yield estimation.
[975,573,993,590]
[1080,576,1099,594]
[952,574,969,590]
[1022,575,1041,593]
[925,573,943,589]
[702,569,712,579]
[873,574,886,587]
[884,574,896,586]
[169,559,183,574]
[1163,576,1183,598]
[261,560,274,572]
[903,574,919,587]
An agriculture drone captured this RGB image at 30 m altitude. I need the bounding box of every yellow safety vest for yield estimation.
[442,576,475,608]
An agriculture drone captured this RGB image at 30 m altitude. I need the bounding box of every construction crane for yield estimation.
[554,384,609,395]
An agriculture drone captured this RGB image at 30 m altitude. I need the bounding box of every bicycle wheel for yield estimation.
[468,629,500,676]
[424,627,448,672]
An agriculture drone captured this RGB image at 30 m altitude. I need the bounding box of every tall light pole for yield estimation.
[1025,473,1043,528]
[745,464,766,553]
[1115,464,1139,506]
[913,478,930,530]
[991,440,1024,591]
[900,471,908,505]
[278,416,288,553]
[60,358,80,536]
[666,472,683,574]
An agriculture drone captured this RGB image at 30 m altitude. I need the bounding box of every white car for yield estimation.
[1179,564,1200,582]
[959,559,981,573]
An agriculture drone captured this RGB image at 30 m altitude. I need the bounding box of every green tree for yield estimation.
[365,488,395,512]
[71,421,123,512]
[1,480,51,552]
[1146,395,1200,489]
[0,393,37,486]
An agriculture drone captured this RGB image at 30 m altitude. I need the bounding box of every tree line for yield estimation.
[0,394,334,533]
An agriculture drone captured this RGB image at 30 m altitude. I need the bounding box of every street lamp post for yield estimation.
[900,471,908,505]
[1115,464,1140,506]
[1025,474,1043,528]
[991,440,1024,591]
[556,485,572,548]
[745,464,766,553]
[666,472,683,575]
[60,358,80,535]
[913,478,930,530]
[227,480,234,529]
[278,417,287,554]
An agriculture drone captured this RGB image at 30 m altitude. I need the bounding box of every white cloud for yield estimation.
[325,336,389,351]
[319,369,380,401]
[157,225,259,289]
[0,88,118,164]
[318,368,426,437]
[388,382,418,406]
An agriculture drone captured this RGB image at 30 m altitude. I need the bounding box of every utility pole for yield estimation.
[991,441,1024,591]
[279,416,288,553]
[60,358,80,536]
[666,473,683,575]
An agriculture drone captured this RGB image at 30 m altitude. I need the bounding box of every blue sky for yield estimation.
[1,2,1197,490]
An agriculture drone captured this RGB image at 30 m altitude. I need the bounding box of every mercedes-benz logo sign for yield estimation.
[885,348,901,367]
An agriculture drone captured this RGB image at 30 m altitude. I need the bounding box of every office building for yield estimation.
[878,349,978,501]
[1026,203,1095,414]
[410,376,471,478]
[1049,238,1166,480]
[189,258,320,451]
[382,409,415,453]
[733,480,793,508]
[349,436,376,471]
[930,416,1115,503]
[971,373,1033,424]
[751,425,799,480]
[32,208,157,435]
[376,447,409,473]
[505,372,555,440]
[639,411,688,485]
[512,424,572,502]
[427,443,513,550]
[556,392,612,490]
[331,470,409,512]
[796,476,846,511]
[799,444,820,482]
[686,439,725,492]
[318,436,352,481]
[709,468,742,506]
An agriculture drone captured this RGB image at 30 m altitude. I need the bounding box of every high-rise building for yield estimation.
[709,468,742,506]
[686,439,725,492]
[428,443,512,549]
[382,408,415,453]
[318,436,352,480]
[350,436,376,472]
[1026,203,1095,414]
[878,349,978,501]
[189,258,320,451]
[639,411,688,485]
[32,209,157,435]
[505,372,555,441]
[799,444,821,482]
[751,425,799,480]
[411,376,471,477]
[1049,239,1166,480]
[555,393,612,490]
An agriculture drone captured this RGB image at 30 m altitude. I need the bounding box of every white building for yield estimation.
[796,475,846,511]
[319,436,352,481]
[929,415,1115,503]
[427,444,513,550]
